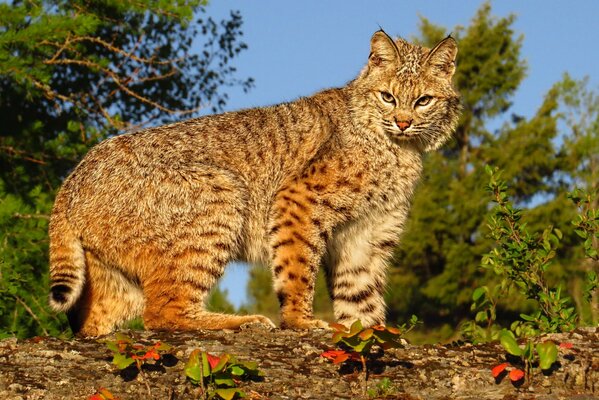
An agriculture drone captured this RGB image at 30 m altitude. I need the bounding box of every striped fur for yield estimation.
[48,31,460,336]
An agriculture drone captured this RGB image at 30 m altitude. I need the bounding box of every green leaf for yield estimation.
[230,365,245,376]
[348,320,363,336]
[575,229,588,239]
[114,333,133,343]
[499,329,522,356]
[155,342,172,352]
[112,352,135,370]
[350,338,373,353]
[554,228,563,240]
[475,311,488,323]
[201,351,212,377]
[105,341,120,353]
[214,388,243,400]
[214,377,236,387]
[332,331,346,343]
[519,313,536,322]
[536,341,558,370]
[184,349,204,384]
[472,286,486,301]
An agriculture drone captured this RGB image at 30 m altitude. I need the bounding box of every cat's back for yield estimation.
[76,88,348,182]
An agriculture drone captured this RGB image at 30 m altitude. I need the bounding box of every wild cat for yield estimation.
[48,30,460,336]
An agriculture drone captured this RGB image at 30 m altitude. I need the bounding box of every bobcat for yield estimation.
[49,30,460,336]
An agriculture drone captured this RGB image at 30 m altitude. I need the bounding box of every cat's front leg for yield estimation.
[269,181,334,329]
[324,210,405,328]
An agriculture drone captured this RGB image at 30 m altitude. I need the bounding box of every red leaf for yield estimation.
[321,350,346,361]
[143,350,160,360]
[371,325,386,331]
[332,353,350,364]
[559,342,573,349]
[206,353,221,370]
[509,368,525,382]
[329,322,348,332]
[491,363,508,378]
[386,326,401,335]
[89,388,116,400]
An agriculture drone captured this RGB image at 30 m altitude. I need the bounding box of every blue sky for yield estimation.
[197,1,599,307]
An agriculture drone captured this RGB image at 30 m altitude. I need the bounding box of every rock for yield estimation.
[0,327,597,399]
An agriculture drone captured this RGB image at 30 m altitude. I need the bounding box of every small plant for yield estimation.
[461,285,502,344]
[105,333,173,397]
[321,317,419,394]
[483,165,577,335]
[89,387,120,400]
[491,329,561,383]
[184,349,263,400]
[106,332,173,371]
[367,377,397,398]
[464,167,591,385]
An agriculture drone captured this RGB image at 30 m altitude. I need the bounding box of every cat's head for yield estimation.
[350,30,461,152]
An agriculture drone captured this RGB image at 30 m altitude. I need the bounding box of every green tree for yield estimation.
[206,286,237,314]
[0,0,250,338]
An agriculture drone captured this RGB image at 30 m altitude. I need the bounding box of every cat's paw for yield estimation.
[240,314,276,330]
[280,317,331,330]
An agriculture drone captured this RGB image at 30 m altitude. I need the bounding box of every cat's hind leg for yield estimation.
[141,240,274,330]
[140,172,274,331]
[69,251,145,337]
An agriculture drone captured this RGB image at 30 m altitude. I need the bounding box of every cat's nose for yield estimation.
[395,118,412,131]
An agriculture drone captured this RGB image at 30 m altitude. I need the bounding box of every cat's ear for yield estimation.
[369,30,400,68]
[425,36,458,79]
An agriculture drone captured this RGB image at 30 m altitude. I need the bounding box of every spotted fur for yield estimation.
[48,31,460,336]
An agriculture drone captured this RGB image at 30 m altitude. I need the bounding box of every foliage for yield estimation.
[491,329,573,383]
[0,0,251,338]
[568,188,599,315]
[106,333,173,371]
[206,286,238,314]
[321,318,418,371]
[483,166,577,335]
[321,319,418,395]
[185,349,263,400]
[462,167,595,343]
[461,168,592,384]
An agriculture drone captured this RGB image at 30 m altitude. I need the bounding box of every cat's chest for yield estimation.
[349,143,422,211]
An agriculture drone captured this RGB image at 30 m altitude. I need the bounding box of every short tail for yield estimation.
[48,192,85,312]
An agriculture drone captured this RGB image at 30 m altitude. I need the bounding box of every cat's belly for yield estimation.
[238,195,274,267]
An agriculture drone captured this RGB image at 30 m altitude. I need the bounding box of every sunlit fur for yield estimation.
[48,31,461,336]
[351,34,461,152]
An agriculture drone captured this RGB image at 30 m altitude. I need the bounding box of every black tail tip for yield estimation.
[50,284,72,304]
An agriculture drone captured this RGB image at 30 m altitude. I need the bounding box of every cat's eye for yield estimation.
[415,95,433,107]
[380,92,396,105]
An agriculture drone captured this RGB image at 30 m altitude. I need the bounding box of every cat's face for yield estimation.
[351,31,461,152]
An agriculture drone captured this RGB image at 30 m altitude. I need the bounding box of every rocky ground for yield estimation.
[0,326,597,399]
